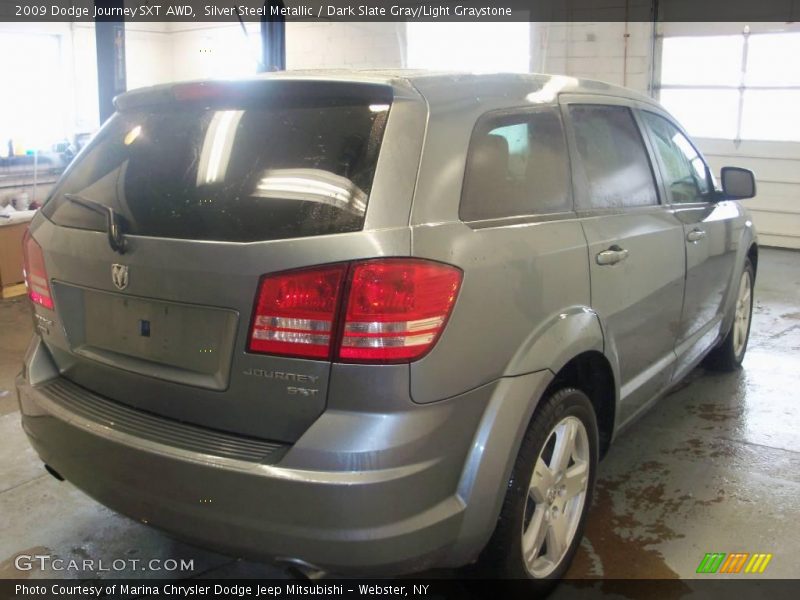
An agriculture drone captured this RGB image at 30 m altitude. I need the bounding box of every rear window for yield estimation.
[43,83,392,242]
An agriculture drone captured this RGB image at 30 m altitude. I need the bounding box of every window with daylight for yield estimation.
[659,31,800,142]
[0,32,67,154]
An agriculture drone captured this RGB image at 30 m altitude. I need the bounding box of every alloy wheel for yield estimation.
[521,415,590,578]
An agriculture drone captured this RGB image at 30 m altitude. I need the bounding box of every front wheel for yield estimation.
[705,258,754,371]
[477,387,599,583]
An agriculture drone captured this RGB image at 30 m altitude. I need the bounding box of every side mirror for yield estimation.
[720,167,756,200]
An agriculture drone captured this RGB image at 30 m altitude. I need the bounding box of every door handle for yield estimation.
[686,228,707,243]
[596,245,629,266]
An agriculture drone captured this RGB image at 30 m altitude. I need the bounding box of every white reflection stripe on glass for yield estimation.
[257,184,354,207]
[198,110,244,185]
[344,316,444,334]
[257,177,352,197]
[258,182,351,199]
[255,316,332,332]
[252,330,330,345]
[341,333,436,348]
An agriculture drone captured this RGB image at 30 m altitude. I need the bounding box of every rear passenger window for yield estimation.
[569,105,659,209]
[460,108,571,221]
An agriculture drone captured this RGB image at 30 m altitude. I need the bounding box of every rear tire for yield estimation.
[704,258,754,371]
[477,387,599,585]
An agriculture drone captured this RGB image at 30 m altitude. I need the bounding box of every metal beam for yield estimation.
[260,0,286,72]
[94,1,127,124]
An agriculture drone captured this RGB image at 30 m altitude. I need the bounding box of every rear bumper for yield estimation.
[17,340,552,574]
[18,378,464,575]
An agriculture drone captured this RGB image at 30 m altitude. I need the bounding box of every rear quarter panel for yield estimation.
[406,77,594,403]
[411,221,592,403]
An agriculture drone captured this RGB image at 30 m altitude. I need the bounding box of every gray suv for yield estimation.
[16,71,757,580]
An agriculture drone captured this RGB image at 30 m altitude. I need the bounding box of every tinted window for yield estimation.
[43,86,391,242]
[460,108,570,221]
[569,105,658,209]
[642,112,713,204]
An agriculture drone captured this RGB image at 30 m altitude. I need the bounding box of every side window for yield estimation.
[641,111,713,204]
[568,104,659,209]
[460,108,571,221]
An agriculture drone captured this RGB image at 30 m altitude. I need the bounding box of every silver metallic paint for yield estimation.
[17,70,757,574]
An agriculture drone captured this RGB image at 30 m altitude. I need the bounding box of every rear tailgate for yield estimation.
[28,78,425,442]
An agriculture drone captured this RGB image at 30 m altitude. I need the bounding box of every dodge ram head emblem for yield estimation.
[111,264,129,290]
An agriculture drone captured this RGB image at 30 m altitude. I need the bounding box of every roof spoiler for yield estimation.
[113,80,394,112]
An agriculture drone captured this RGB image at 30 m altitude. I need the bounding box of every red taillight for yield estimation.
[247,259,462,363]
[339,259,462,363]
[248,264,347,359]
[22,229,54,310]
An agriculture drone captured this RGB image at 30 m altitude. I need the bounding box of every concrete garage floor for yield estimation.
[0,248,798,584]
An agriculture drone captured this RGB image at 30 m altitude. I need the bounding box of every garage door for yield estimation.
[658,24,800,249]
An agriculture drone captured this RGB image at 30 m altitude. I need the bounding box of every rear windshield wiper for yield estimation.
[63,193,127,254]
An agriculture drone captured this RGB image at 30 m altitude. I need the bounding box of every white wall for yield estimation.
[531,22,655,94]
[287,22,405,70]
[124,22,173,89]
[407,22,529,72]
[69,24,101,132]
[167,23,263,81]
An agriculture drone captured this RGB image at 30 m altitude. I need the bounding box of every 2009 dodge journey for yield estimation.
[17,71,758,580]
